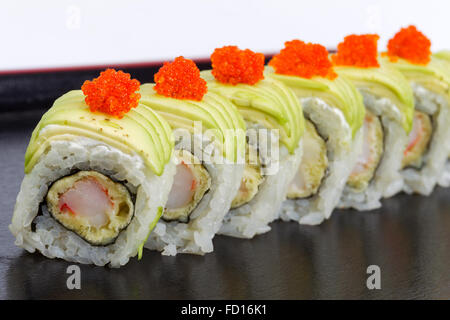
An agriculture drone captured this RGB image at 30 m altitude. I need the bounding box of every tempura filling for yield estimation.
[347,110,384,192]
[287,120,328,199]
[231,144,264,209]
[46,171,134,246]
[163,150,211,223]
[402,110,433,169]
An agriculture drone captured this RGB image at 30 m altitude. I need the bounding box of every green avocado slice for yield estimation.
[332,60,414,133]
[139,84,246,162]
[25,91,174,175]
[201,70,304,154]
[267,68,365,137]
[381,56,450,108]
[434,50,450,61]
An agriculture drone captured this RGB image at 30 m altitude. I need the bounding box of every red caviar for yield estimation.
[387,25,431,65]
[154,56,207,101]
[211,46,265,85]
[81,69,141,119]
[269,40,336,79]
[332,34,380,68]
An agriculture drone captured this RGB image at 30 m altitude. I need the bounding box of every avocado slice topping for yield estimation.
[24,90,174,175]
[382,56,450,109]
[139,84,246,163]
[266,67,365,138]
[333,59,414,133]
[434,50,450,62]
[201,70,305,154]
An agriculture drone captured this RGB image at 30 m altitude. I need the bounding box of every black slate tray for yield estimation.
[1,72,449,300]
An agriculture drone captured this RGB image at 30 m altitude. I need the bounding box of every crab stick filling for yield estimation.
[46,171,134,245]
[163,150,211,223]
[231,144,264,209]
[287,120,328,199]
[347,111,384,191]
[402,111,432,168]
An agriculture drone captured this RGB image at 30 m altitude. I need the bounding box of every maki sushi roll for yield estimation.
[434,50,450,61]
[382,26,450,195]
[431,50,450,188]
[331,34,415,210]
[201,46,305,238]
[10,69,176,267]
[139,57,246,254]
[267,40,365,225]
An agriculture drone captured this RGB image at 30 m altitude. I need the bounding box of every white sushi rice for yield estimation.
[402,83,450,195]
[145,133,244,255]
[280,97,362,226]
[340,91,409,210]
[10,131,175,267]
[438,161,450,187]
[219,123,303,238]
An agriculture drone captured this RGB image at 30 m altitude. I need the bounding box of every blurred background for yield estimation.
[0,0,449,108]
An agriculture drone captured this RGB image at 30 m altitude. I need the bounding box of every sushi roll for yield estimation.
[267,40,365,225]
[434,50,450,61]
[431,50,450,188]
[139,57,246,254]
[10,69,176,267]
[201,46,305,238]
[331,34,415,210]
[382,26,450,195]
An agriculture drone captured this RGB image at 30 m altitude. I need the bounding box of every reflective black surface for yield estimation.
[1,110,449,300]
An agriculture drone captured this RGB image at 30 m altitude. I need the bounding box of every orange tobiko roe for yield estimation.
[81,69,141,119]
[332,34,380,68]
[154,56,207,101]
[269,40,337,80]
[387,25,431,65]
[211,46,265,85]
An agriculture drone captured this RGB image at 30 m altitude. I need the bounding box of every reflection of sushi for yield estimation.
[202,46,305,238]
[432,50,450,188]
[139,57,246,254]
[267,40,365,225]
[10,69,176,267]
[382,26,450,195]
[331,34,415,210]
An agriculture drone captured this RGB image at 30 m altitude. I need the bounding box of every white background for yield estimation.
[0,0,449,72]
